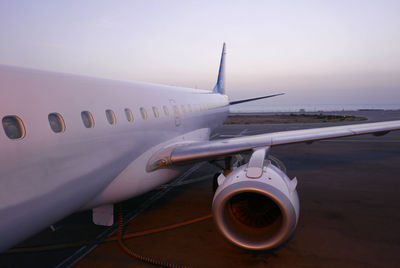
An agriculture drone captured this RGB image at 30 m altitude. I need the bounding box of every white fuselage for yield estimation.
[0,65,229,251]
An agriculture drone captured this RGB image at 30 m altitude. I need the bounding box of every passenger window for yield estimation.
[2,115,25,139]
[48,113,65,133]
[125,108,134,122]
[181,105,186,113]
[106,109,116,125]
[163,105,169,116]
[140,107,148,120]
[188,104,192,113]
[174,106,180,116]
[81,111,95,128]
[152,106,159,118]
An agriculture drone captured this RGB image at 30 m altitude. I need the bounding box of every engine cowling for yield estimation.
[212,160,300,250]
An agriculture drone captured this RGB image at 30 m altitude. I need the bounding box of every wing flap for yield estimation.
[147,120,400,171]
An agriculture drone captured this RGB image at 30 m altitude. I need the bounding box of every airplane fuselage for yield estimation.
[2,43,399,253]
[0,65,229,251]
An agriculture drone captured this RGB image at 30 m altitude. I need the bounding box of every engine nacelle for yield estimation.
[212,160,300,250]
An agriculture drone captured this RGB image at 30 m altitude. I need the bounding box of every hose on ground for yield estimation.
[5,213,212,254]
[117,204,191,268]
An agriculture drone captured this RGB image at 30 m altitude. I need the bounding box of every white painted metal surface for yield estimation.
[148,120,400,168]
[246,147,270,178]
[0,43,399,252]
[92,204,114,226]
[212,162,300,250]
[0,64,229,251]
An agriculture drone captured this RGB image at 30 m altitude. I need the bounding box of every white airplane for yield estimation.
[1,44,399,252]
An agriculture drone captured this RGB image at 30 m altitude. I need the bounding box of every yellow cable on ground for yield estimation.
[4,213,212,254]
[116,204,192,268]
[4,241,89,253]
[106,214,212,242]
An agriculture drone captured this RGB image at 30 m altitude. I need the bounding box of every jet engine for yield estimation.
[212,148,299,250]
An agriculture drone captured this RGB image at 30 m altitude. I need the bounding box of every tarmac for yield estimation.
[1,110,400,268]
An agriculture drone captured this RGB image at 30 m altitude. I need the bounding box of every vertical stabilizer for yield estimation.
[213,43,226,94]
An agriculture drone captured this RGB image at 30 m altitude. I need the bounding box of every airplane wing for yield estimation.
[147,119,400,171]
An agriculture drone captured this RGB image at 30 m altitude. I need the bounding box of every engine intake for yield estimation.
[212,161,299,250]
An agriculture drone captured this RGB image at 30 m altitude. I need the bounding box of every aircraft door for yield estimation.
[169,99,181,126]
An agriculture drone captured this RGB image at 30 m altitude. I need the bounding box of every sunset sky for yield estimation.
[1,0,399,107]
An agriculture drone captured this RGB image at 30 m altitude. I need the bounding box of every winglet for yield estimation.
[213,43,226,94]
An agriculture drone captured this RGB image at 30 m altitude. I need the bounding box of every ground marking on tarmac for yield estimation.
[321,139,400,143]
[239,128,248,136]
[214,128,250,139]
[55,163,204,268]
[158,174,212,188]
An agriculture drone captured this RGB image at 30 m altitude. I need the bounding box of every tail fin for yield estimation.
[213,43,226,94]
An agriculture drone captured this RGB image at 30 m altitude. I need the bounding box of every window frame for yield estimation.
[105,109,117,125]
[125,108,134,122]
[2,115,26,140]
[48,112,66,133]
[174,105,180,116]
[163,105,169,116]
[81,111,95,128]
[140,107,148,120]
[152,106,159,118]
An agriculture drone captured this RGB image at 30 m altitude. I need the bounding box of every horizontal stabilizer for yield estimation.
[230,93,284,105]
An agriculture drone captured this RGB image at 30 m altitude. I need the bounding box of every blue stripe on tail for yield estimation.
[213,43,226,94]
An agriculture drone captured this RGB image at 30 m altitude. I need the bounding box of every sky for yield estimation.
[0,0,399,107]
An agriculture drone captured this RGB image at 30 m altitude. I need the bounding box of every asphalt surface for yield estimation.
[1,110,400,268]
